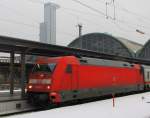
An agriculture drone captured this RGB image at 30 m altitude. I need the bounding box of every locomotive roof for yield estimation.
[79,57,134,68]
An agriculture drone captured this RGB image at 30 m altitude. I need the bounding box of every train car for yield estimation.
[141,65,150,89]
[27,56,144,105]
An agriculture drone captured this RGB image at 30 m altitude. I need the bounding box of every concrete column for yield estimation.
[78,24,83,48]
[10,51,15,95]
[21,52,26,98]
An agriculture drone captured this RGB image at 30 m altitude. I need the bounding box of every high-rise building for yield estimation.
[40,3,59,44]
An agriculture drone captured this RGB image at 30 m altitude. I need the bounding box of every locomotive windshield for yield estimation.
[32,63,56,73]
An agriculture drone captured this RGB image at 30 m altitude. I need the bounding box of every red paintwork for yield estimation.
[144,82,150,84]
[77,64,143,89]
[27,56,144,103]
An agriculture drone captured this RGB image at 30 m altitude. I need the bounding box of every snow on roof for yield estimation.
[117,37,143,53]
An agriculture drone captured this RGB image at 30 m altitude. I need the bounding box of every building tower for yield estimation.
[40,2,59,44]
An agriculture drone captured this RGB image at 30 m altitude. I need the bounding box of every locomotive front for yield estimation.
[27,62,56,105]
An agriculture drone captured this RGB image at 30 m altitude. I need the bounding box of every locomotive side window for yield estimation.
[48,63,56,72]
[32,63,56,73]
[66,64,72,73]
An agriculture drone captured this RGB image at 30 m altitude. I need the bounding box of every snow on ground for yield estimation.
[0,90,21,93]
[6,92,150,118]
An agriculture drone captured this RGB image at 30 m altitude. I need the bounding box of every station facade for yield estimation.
[137,40,150,60]
[68,33,142,58]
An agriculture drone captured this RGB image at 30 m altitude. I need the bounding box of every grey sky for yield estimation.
[0,0,150,46]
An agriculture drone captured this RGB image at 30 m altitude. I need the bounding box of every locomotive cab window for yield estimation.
[32,63,56,73]
[66,64,72,73]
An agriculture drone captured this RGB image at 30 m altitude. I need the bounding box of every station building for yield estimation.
[68,33,142,58]
[136,40,150,60]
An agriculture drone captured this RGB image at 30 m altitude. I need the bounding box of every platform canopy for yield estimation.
[0,35,149,65]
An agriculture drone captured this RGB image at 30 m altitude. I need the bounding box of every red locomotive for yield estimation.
[27,56,149,105]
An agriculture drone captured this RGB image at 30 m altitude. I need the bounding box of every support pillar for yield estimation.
[21,52,26,98]
[10,51,15,95]
[78,24,83,48]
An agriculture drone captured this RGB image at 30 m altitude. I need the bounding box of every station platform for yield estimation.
[0,90,38,116]
[0,90,22,102]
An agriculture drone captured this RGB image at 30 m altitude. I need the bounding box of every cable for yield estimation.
[117,4,150,23]
[62,6,150,37]
[61,10,107,31]
[95,0,150,25]
[61,2,147,34]
[61,7,106,20]
[71,0,106,17]
[71,0,134,27]
[8,0,150,31]
[97,0,150,29]
[1,0,149,37]
[105,0,116,20]
[113,0,116,20]
[76,0,150,30]
[114,22,134,32]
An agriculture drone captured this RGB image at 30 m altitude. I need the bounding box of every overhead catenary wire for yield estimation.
[95,0,150,25]
[71,0,106,17]
[67,0,142,33]
[71,0,150,32]
[105,0,116,19]
[61,5,147,36]
[23,0,150,39]
[0,0,149,38]
[26,0,150,31]
[61,10,108,31]
[61,9,141,39]
[113,0,116,20]
[26,0,150,32]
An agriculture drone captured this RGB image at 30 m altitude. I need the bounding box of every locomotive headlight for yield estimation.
[28,85,32,89]
[42,79,51,84]
[47,85,50,89]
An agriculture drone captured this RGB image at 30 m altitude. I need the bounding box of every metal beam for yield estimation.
[9,51,15,95]
[0,35,150,65]
[21,52,26,98]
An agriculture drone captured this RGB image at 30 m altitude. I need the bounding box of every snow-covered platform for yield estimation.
[0,90,21,101]
[6,92,150,118]
[0,90,38,116]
